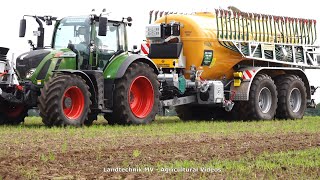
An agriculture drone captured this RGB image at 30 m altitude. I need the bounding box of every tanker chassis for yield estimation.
[146,9,320,120]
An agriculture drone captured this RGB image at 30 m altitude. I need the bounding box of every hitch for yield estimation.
[0,88,24,104]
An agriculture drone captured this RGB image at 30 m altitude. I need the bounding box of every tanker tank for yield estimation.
[154,12,242,80]
[151,10,317,80]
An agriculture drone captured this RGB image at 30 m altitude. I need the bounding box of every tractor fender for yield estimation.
[230,67,311,101]
[53,70,97,106]
[115,54,159,79]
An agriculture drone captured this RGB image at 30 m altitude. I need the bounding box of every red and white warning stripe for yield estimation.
[242,70,256,80]
[141,43,150,55]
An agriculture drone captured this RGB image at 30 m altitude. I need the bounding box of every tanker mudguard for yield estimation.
[115,54,159,78]
[231,67,311,101]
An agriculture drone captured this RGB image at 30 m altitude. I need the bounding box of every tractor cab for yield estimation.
[52,15,129,70]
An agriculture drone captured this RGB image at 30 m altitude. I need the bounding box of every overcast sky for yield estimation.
[0,0,319,101]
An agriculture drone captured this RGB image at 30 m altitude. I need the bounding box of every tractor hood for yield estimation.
[16,49,51,79]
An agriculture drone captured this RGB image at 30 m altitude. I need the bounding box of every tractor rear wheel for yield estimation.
[38,74,91,127]
[107,62,159,125]
[275,74,307,119]
[0,104,27,125]
[245,74,278,120]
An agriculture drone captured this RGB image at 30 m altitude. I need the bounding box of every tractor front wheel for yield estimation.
[38,74,91,127]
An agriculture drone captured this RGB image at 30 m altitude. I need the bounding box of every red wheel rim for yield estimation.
[128,76,154,118]
[62,86,85,120]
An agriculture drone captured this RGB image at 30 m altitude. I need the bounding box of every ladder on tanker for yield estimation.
[215,9,320,69]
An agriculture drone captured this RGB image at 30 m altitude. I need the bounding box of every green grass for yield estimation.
[146,148,320,179]
[1,116,319,138]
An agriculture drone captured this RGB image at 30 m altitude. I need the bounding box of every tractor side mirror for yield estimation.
[19,19,26,37]
[98,17,107,36]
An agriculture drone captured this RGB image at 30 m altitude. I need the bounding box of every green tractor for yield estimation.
[0,13,159,126]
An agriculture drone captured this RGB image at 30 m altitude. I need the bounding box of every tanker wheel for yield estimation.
[0,104,28,125]
[246,74,278,120]
[108,62,159,125]
[275,74,307,119]
[38,74,91,127]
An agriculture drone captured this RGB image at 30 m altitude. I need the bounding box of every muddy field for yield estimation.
[0,116,319,179]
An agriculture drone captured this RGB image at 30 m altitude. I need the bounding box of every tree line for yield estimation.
[305,103,320,116]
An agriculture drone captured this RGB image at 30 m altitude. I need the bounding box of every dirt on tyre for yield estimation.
[107,62,159,125]
[0,104,27,125]
[246,74,278,120]
[275,74,307,119]
[38,74,91,127]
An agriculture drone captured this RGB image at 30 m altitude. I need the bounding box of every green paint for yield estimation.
[103,52,129,79]
[26,15,132,87]
[178,75,186,94]
[201,50,213,66]
[30,49,77,85]
[29,50,55,82]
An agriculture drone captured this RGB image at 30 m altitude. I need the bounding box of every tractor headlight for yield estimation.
[26,68,36,79]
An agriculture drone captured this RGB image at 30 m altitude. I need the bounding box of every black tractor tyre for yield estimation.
[38,74,91,127]
[275,74,307,119]
[246,74,278,120]
[107,62,159,125]
[0,104,28,125]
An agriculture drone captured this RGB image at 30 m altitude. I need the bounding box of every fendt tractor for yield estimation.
[0,12,160,126]
[144,8,320,121]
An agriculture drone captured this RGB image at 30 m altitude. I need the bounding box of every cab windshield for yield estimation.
[53,16,127,69]
[95,22,127,52]
[53,16,91,51]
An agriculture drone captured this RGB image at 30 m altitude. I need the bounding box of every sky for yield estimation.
[0,0,319,102]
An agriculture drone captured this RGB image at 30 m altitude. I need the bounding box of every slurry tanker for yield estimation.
[144,8,319,120]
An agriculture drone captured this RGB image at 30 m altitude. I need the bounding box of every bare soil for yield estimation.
[0,132,319,179]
